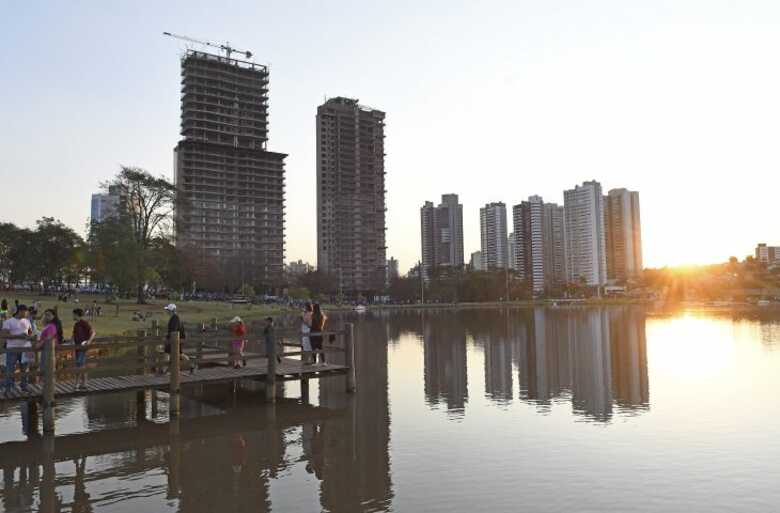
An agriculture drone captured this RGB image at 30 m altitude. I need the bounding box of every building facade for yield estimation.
[604,188,643,282]
[174,50,286,290]
[543,202,567,290]
[508,233,517,272]
[480,202,508,270]
[316,97,386,295]
[420,194,464,280]
[386,257,400,285]
[564,181,607,287]
[90,185,123,224]
[756,243,780,265]
[470,251,483,271]
[512,196,546,294]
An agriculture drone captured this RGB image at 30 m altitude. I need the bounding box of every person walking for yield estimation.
[229,316,247,369]
[72,308,95,390]
[301,303,313,365]
[1,304,33,393]
[0,299,9,321]
[310,304,328,365]
[164,304,193,374]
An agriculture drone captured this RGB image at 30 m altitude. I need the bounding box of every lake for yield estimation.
[1,306,779,512]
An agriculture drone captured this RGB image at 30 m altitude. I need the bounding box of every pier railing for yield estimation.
[0,323,356,433]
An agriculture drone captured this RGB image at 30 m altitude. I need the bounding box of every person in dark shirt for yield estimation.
[263,317,280,364]
[72,308,95,390]
[163,304,193,374]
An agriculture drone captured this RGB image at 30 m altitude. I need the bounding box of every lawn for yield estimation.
[1,293,295,336]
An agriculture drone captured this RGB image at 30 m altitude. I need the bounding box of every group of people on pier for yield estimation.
[0,300,96,394]
[0,297,331,395]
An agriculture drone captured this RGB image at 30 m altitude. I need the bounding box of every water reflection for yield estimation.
[0,319,393,513]
[414,307,650,421]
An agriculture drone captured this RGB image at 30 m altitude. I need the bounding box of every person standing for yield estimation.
[310,304,328,365]
[229,316,247,369]
[1,305,33,392]
[0,299,9,321]
[35,309,64,383]
[71,308,95,390]
[164,304,193,374]
[263,317,280,364]
[301,303,313,365]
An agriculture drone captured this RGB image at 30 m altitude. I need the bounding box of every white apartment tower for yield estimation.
[480,202,508,269]
[512,196,546,293]
[563,181,607,287]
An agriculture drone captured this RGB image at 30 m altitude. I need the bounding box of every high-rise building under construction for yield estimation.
[316,97,386,296]
[174,50,286,290]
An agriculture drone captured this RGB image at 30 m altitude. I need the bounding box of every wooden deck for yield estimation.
[0,357,348,402]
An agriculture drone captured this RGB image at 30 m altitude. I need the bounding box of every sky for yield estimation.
[2,0,780,274]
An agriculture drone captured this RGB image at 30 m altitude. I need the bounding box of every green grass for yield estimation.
[3,293,292,336]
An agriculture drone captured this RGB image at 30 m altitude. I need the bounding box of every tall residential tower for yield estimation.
[420,194,464,280]
[604,188,643,282]
[316,97,386,295]
[174,50,286,290]
[480,202,508,270]
[563,181,607,287]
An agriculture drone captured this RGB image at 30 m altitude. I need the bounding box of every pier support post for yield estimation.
[170,332,181,417]
[40,435,56,513]
[265,331,277,402]
[300,377,310,403]
[42,336,56,434]
[344,323,357,393]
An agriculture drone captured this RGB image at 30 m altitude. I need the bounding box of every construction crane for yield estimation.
[163,31,253,60]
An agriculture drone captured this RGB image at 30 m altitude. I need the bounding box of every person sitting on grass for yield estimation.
[71,308,95,391]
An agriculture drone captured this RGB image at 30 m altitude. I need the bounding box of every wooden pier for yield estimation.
[0,322,357,434]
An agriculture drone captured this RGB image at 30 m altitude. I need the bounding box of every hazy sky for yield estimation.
[3,1,780,274]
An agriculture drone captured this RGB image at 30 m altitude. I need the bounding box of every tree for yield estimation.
[102,166,176,303]
[28,218,83,291]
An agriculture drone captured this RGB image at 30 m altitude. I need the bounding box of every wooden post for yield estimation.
[300,377,310,403]
[136,341,147,421]
[169,332,181,417]
[344,323,357,393]
[42,337,56,434]
[265,330,277,402]
[211,317,218,330]
[151,319,159,336]
[40,435,56,513]
[196,338,203,370]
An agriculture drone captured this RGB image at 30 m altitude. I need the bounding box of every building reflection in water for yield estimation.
[512,307,649,421]
[414,307,649,422]
[422,312,468,414]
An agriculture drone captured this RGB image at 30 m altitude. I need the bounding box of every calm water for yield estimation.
[2,307,780,512]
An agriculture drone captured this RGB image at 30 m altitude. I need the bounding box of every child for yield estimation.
[230,316,247,369]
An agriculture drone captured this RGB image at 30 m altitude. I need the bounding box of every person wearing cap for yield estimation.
[229,316,247,369]
[1,304,34,393]
[163,304,193,374]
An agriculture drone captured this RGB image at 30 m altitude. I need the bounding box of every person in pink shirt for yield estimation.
[35,309,64,379]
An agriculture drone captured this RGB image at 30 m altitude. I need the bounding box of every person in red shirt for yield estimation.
[72,308,95,390]
[229,316,247,369]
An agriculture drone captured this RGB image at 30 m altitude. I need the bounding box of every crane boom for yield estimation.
[163,31,253,60]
